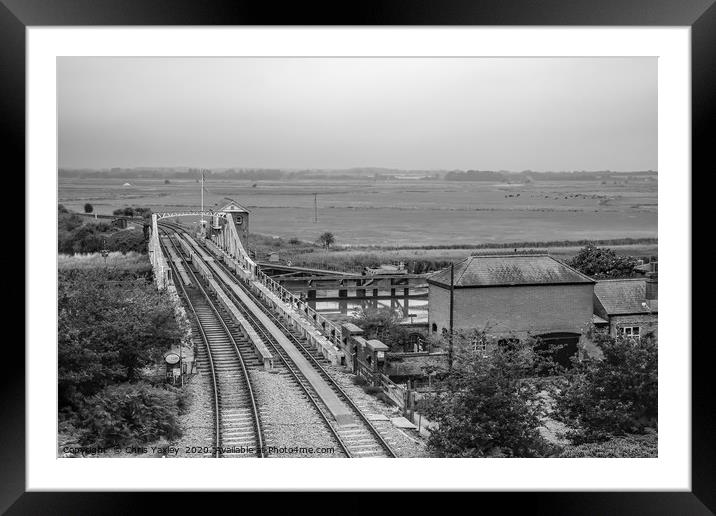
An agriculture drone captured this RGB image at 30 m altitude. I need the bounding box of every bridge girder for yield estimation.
[155,211,229,220]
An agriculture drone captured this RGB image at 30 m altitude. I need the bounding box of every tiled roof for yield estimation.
[427,255,594,288]
[219,201,250,213]
[594,279,657,315]
[592,314,609,325]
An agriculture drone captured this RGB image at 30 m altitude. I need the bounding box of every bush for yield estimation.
[567,244,638,279]
[84,203,94,213]
[107,229,146,253]
[58,269,183,407]
[423,335,558,457]
[58,211,117,254]
[352,375,368,386]
[559,433,657,458]
[553,333,657,444]
[353,306,408,349]
[375,392,392,405]
[77,382,185,448]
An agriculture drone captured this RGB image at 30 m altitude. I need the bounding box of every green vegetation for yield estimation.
[553,333,657,444]
[567,243,639,278]
[246,234,655,274]
[58,252,152,273]
[58,257,186,450]
[58,205,147,255]
[318,231,335,249]
[112,206,152,219]
[352,307,410,350]
[72,382,185,449]
[421,328,657,457]
[60,174,657,249]
[83,202,93,213]
[559,433,657,458]
[422,333,559,458]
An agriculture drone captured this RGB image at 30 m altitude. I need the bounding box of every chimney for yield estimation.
[645,269,658,301]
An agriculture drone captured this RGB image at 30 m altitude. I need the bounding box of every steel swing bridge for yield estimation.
[148,203,400,458]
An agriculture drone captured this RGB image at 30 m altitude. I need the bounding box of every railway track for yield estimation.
[161,222,398,458]
[159,230,265,458]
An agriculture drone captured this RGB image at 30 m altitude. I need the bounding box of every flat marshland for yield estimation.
[59,175,657,265]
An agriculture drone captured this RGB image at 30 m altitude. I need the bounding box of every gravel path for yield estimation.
[169,370,215,457]
[250,369,344,458]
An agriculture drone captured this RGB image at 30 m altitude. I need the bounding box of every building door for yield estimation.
[535,332,580,369]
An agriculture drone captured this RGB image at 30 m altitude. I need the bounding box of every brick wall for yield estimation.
[609,314,658,339]
[428,283,594,336]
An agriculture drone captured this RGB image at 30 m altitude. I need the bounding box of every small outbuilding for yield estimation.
[593,272,658,340]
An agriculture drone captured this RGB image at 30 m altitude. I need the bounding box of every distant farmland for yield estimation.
[59,176,657,248]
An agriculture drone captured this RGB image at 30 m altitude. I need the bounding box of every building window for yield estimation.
[619,326,641,339]
[431,323,437,333]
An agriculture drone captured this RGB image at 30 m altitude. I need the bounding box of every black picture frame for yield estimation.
[5,0,712,513]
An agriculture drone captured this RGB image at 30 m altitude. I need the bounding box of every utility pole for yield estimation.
[313,192,318,223]
[449,262,454,371]
[200,169,205,237]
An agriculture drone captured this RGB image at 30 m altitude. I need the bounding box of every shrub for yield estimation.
[423,335,558,457]
[84,203,94,213]
[553,333,657,444]
[58,210,117,254]
[58,269,183,407]
[107,229,146,253]
[559,433,657,458]
[353,306,408,349]
[352,375,368,386]
[77,382,185,448]
[376,392,391,405]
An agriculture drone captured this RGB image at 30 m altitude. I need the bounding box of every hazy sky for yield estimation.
[58,57,656,171]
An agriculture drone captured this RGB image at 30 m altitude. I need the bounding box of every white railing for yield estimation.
[253,267,344,349]
[225,218,256,276]
[149,214,169,289]
[211,218,345,350]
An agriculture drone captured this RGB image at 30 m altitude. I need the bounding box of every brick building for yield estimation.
[427,255,595,355]
[593,269,658,339]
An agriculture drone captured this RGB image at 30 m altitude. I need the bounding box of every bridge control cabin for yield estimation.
[209,201,250,249]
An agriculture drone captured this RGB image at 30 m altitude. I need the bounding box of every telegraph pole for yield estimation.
[449,262,454,371]
[313,192,318,223]
[200,169,205,236]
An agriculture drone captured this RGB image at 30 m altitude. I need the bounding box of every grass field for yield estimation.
[276,243,657,272]
[59,176,657,249]
[58,251,152,273]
